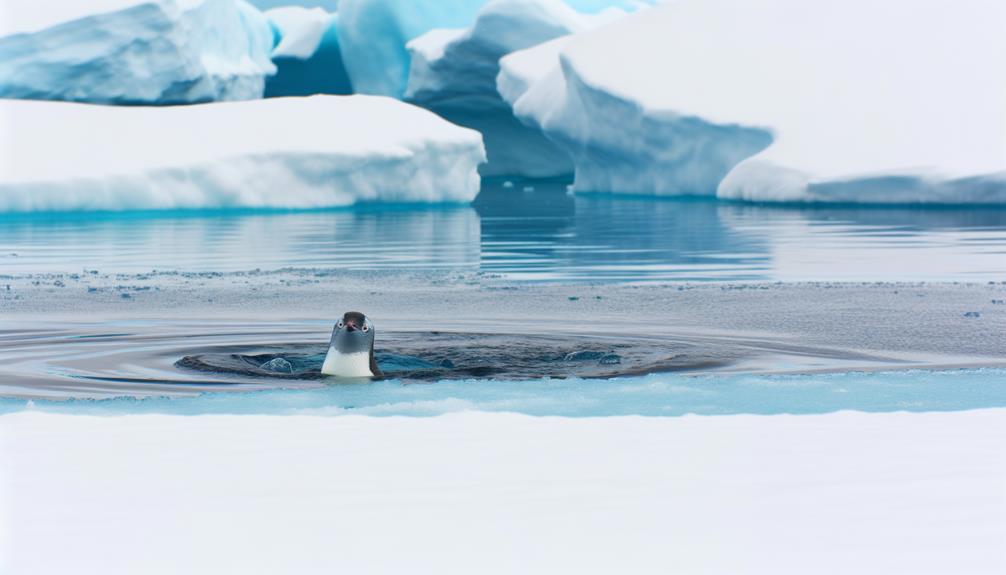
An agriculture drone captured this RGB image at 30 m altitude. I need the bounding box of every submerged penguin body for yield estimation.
[321,311,382,378]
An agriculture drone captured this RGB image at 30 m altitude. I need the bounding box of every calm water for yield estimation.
[2,183,1005,413]
[2,180,1004,282]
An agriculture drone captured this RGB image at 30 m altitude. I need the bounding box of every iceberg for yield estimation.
[264,7,352,96]
[405,0,624,177]
[339,0,648,98]
[251,0,340,8]
[499,0,1006,204]
[0,96,485,213]
[0,0,276,105]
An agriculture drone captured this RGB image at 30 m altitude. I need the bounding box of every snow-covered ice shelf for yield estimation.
[0,95,485,212]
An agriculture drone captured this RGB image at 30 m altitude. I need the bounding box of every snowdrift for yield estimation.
[4,409,1004,573]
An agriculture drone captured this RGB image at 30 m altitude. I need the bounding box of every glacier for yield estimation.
[0,0,276,105]
[499,0,1006,204]
[264,6,352,96]
[0,96,485,212]
[338,0,649,99]
[405,0,624,177]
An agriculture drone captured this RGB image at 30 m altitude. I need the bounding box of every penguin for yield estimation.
[321,311,382,378]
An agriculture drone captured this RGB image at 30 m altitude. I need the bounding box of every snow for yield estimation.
[405,0,624,177]
[2,409,1004,573]
[338,0,649,98]
[0,96,485,212]
[0,0,277,105]
[500,0,1006,204]
[264,6,352,96]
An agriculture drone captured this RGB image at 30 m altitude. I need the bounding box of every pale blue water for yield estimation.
[1,181,1004,282]
[3,368,1005,417]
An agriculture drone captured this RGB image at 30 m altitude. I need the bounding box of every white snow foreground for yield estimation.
[500,0,1006,204]
[338,0,648,99]
[405,0,624,177]
[264,6,353,96]
[2,409,1004,574]
[0,0,276,105]
[0,96,485,212]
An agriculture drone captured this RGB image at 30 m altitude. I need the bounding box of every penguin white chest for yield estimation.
[321,347,373,377]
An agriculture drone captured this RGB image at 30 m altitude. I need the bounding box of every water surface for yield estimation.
[2,181,1004,282]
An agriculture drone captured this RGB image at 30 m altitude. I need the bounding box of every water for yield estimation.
[2,181,1005,414]
[0,318,905,399]
[4,367,1005,417]
[2,180,1004,282]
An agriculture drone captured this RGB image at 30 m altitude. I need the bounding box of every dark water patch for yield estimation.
[174,332,731,382]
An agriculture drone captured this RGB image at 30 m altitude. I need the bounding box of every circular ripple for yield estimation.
[175,332,732,381]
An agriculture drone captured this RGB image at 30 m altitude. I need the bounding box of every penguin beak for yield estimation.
[345,321,359,332]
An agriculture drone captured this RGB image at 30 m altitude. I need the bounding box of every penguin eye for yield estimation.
[362,325,370,332]
[337,321,345,328]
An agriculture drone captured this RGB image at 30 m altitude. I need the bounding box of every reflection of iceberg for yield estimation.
[0,207,480,273]
[717,204,1006,282]
[0,96,485,213]
[0,0,276,104]
[474,182,770,281]
[499,0,1006,204]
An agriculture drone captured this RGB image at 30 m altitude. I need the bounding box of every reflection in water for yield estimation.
[0,208,480,274]
[718,204,1006,281]
[0,181,1004,282]
[475,181,769,281]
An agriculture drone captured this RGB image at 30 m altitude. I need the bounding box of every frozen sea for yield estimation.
[1,181,1004,413]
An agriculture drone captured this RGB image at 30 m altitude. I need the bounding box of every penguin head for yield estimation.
[329,311,375,354]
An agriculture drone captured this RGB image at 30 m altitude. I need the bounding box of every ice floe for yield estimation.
[500,0,1006,204]
[264,6,352,96]
[405,0,624,177]
[0,0,277,104]
[0,96,485,212]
